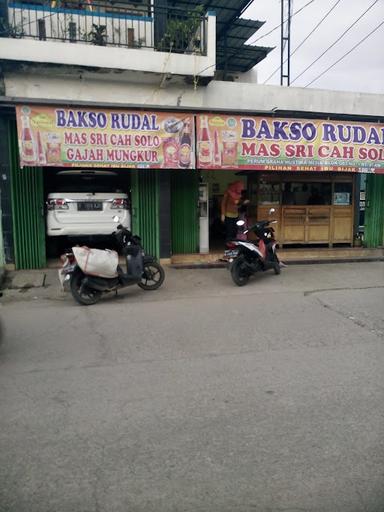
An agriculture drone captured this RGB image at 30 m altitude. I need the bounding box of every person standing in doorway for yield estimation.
[221,180,248,242]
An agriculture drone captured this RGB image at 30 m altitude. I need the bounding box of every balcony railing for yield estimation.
[2,2,207,55]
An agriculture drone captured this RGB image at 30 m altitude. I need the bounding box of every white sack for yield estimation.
[73,247,118,278]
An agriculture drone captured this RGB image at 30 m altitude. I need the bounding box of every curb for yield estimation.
[171,257,384,269]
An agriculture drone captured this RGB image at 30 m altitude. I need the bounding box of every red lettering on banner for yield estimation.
[64,132,87,145]
[134,135,161,147]
[285,144,295,157]
[330,146,342,158]
[256,143,269,157]
[89,133,108,145]
[343,146,354,159]
[241,142,256,156]
[66,148,104,161]
[359,147,384,161]
[270,144,281,157]
[110,134,132,146]
[105,149,159,163]
[285,144,314,157]
[318,145,330,158]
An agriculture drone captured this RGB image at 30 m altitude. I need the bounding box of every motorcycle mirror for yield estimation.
[236,220,245,227]
[113,216,120,223]
[269,208,276,215]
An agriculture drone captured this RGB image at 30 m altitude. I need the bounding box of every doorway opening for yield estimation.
[201,170,247,253]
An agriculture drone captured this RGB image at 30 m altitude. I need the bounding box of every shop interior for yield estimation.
[201,171,358,252]
[42,167,363,259]
[201,170,245,250]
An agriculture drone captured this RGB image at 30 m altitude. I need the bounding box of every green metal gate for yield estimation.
[9,121,46,269]
[364,174,384,248]
[131,170,160,258]
[0,197,5,268]
[171,172,199,254]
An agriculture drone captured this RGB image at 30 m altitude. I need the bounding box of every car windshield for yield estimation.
[51,173,124,193]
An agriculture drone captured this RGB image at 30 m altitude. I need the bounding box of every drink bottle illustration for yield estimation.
[20,108,37,164]
[213,129,221,166]
[198,116,213,167]
[179,120,192,168]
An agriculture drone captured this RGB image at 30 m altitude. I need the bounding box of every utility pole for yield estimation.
[280,0,292,86]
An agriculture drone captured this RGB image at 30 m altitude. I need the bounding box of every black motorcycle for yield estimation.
[228,209,281,286]
[60,222,165,305]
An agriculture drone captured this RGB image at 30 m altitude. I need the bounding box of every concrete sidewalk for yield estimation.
[1,260,383,305]
[171,246,384,267]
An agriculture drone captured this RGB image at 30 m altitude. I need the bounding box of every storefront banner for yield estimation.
[197,114,384,173]
[16,106,195,169]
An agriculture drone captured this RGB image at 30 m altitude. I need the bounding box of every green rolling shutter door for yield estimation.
[364,174,384,248]
[0,199,4,268]
[171,172,199,254]
[131,170,160,258]
[9,120,46,269]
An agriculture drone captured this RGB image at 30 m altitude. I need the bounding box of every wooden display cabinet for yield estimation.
[248,173,355,247]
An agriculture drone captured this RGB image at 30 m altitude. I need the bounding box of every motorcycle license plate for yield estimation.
[224,249,239,259]
[58,263,75,291]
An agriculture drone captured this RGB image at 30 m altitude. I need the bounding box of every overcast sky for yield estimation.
[243,0,384,94]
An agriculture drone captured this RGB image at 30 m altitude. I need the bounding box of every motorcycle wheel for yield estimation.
[70,268,102,306]
[230,257,250,286]
[272,254,281,275]
[138,261,165,291]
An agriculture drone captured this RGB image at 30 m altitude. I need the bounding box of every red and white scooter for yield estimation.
[227,208,281,286]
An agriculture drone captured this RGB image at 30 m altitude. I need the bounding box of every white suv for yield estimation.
[47,170,131,238]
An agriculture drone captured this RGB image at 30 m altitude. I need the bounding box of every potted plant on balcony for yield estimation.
[84,24,107,46]
[0,18,24,38]
[157,4,203,54]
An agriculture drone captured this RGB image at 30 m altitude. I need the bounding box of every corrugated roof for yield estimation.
[217,44,273,73]
[168,0,273,73]
[168,0,253,19]
[220,18,264,49]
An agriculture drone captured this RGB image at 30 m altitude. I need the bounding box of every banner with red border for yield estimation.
[196,114,384,173]
[16,105,195,169]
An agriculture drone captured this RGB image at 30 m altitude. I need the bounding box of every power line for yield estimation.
[304,19,384,87]
[247,0,315,46]
[263,0,343,84]
[290,0,380,85]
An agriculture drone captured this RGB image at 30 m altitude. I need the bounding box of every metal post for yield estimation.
[280,0,292,86]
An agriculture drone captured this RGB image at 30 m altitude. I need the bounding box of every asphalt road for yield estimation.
[0,262,384,512]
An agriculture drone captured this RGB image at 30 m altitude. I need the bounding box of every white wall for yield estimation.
[4,69,384,118]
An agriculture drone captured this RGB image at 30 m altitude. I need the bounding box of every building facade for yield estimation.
[0,0,383,269]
